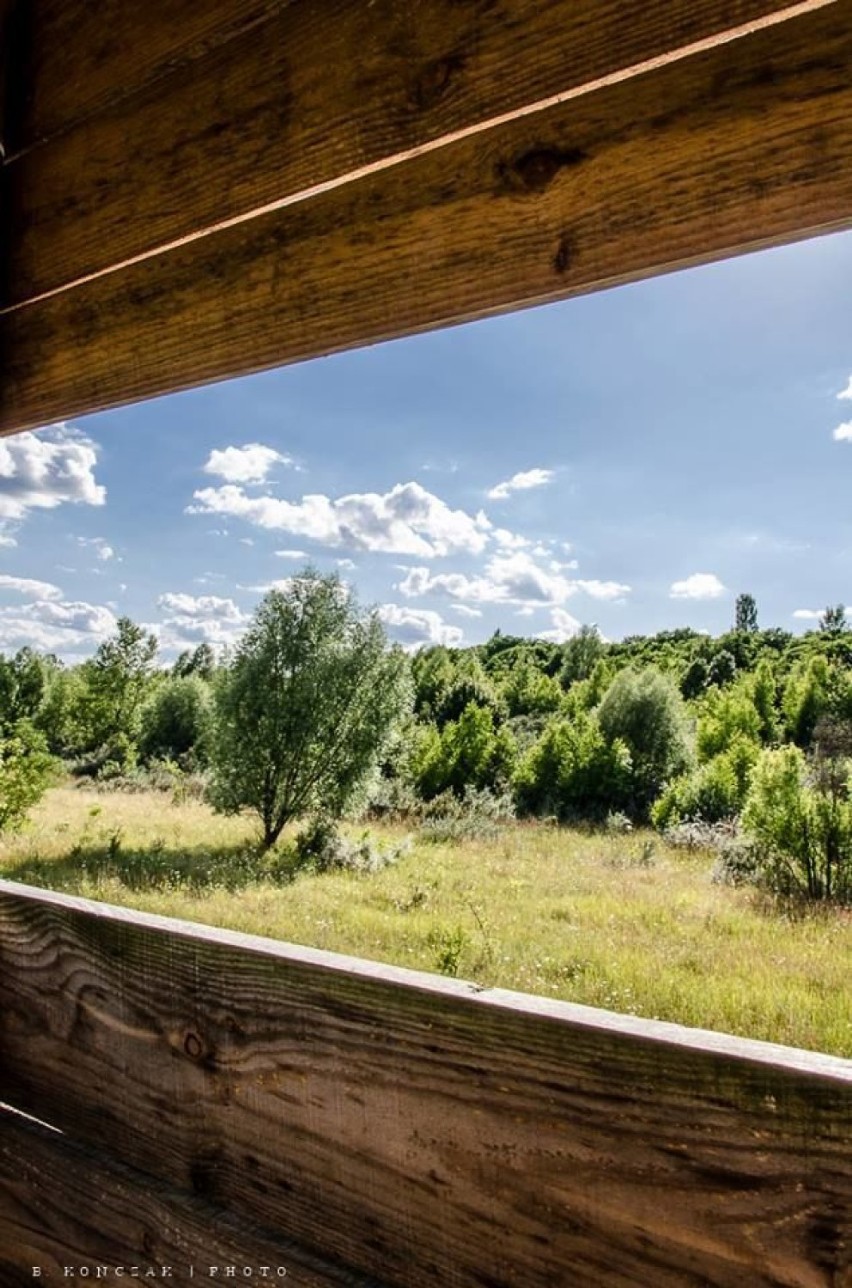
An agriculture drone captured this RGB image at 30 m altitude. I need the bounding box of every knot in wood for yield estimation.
[411,54,464,111]
[506,147,587,193]
[183,1030,205,1060]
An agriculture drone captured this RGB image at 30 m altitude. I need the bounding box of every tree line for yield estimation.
[1,579,851,902]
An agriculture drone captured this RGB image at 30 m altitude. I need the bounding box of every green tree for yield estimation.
[172,643,216,682]
[559,625,606,689]
[742,742,852,902]
[819,604,847,633]
[0,721,56,832]
[514,713,631,822]
[139,675,213,767]
[734,593,759,633]
[209,574,412,850]
[597,668,694,817]
[84,617,158,754]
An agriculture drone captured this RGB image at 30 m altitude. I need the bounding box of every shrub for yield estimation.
[741,745,852,902]
[293,817,407,874]
[0,722,56,833]
[597,668,694,818]
[514,714,631,822]
[419,785,515,843]
[651,735,759,829]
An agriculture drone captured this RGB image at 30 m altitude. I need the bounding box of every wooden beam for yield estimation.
[0,1108,385,1285]
[2,0,292,155]
[1,881,849,1287]
[3,0,827,306]
[2,1,851,436]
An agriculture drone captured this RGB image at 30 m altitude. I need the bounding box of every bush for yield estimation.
[410,704,516,801]
[0,722,56,833]
[139,675,213,767]
[514,714,631,822]
[419,785,515,843]
[651,735,759,829]
[741,745,852,902]
[597,668,694,818]
[293,818,408,874]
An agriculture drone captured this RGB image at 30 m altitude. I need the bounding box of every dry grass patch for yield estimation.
[1,787,849,1056]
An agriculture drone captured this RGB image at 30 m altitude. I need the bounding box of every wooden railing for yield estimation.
[1,878,850,1286]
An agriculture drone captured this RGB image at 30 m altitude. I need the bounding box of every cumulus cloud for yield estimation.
[575,579,630,601]
[0,598,117,655]
[833,422,852,443]
[378,604,463,649]
[0,531,17,548]
[838,376,852,401]
[0,574,63,600]
[487,468,554,500]
[399,553,630,608]
[189,481,490,558]
[236,580,294,594]
[792,609,824,621]
[203,443,294,484]
[491,527,531,550]
[275,549,308,560]
[538,608,582,642]
[670,573,726,600]
[450,604,483,618]
[155,592,249,648]
[0,424,105,521]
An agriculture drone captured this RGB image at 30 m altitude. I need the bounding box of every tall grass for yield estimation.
[1,787,849,1056]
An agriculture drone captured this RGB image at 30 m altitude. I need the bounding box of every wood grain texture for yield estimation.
[0,1107,386,1286]
[3,0,818,304]
[2,0,292,154]
[3,1,852,436]
[1,882,850,1288]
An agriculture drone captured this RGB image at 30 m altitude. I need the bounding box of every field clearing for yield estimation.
[1,786,850,1057]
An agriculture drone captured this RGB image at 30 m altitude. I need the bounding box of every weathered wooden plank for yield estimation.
[0,1107,385,1286]
[3,2,851,436]
[3,0,826,305]
[2,0,292,154]
[1,882,850,1288]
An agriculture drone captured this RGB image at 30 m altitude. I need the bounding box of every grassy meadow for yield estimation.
[1,785,850,1057]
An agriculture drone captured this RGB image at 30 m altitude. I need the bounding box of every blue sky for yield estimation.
[1,229,851,660]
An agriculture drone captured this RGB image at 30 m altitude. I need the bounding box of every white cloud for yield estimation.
[399,552,630,609]
[275,549,308,560]
[0,574,63,600]
[0,598,117,655]
[156,592,249,648]
[189,481,489,558]
[203,443,293,484]
[236,580,294,594]
[487,468,554,500]
[833,422,852,443]
[336,558,357,570]
[239,537,255,547]
[378,604,463,649]
[77,536,115,562]
[792,609,823,620]
[538,608,582,642]
[0,531,18,548]
[670,573,726,600]
[491,527,531,550]
[837,376,852,401]
[0,424,105,521]
[575,579,631,601]
[450,604,482,618]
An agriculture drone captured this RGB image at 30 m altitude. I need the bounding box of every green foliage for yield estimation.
[0,721,56,832]
[558,625,606,689]
[696,679,762,761]
[410,703,516,800]
[742,744,852,902]
[513,714,631,822]
[597,668,694,818]
[819,604,848,634]
[139,675,213,767]
[0,648,47,730]
[502,661,562,717]
[80,617,158,752]
[734,593,759,633]
[783,655,831,747]
[707,649,737,688]
[652,735,759,829]
[680,656,710,700]
[172,643,216,682]
[209,573,412,850]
